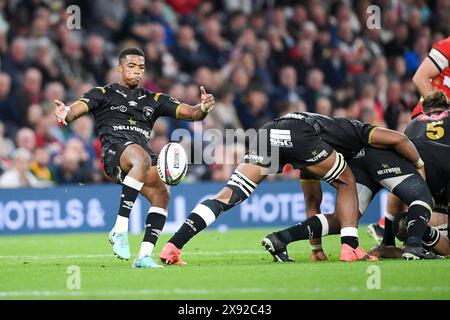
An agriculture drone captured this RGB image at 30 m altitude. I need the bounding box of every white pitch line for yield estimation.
[1,286,449,297]
[0,250,264,260]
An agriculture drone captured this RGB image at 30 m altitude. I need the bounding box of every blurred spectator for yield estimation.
[236,84,272,130]
[320,45,347,90]
[53,138,91,185]
[198,15,231,68]
[41,82,65,115]
[82,35,111,85]
[69,115,97,161]
[1,37,30,87]
[302,68,331,112]
[15,127,36,152]
[92,0,127,39]
[0,72,17,134]
[207,86,242,131]
[14,68,43,127]
[29,147,54,186]
[384,81,409,129]
[315,97,332,117]
[171,24,204,74]
[0,148,40,188]
[271,65,304,110]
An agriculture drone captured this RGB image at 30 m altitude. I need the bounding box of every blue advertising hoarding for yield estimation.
[0,181,386,235]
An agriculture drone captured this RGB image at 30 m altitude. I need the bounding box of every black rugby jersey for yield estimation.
[413,139,450,214]
[405,110,450,145]
[277,112,375,160]
[78,83,181,147]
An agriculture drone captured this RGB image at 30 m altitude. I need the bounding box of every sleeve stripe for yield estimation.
[154,93,161,102]
[428,54,443,73]
[95,86,106,94]
[368,127,377,144]
[77,100,90,112]
[175,103,184,119]
[428,48,448,72]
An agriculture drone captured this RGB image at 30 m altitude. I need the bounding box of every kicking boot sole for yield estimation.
[261,238,289,262]
[402,252,421,260]
[113,252,129,261]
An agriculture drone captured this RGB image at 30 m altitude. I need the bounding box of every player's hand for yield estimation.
[310,249,328,261]
[200,86,214,113]
[54,99,68,125]
[368,245,402,259]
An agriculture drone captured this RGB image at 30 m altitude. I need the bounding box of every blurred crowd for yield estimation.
[0,0,448,188]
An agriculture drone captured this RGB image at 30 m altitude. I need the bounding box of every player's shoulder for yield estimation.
[142,88,159,101]
[432,36,450,54]
[88,83,115,95]
[417,110,450,122]
[429,37,450,70]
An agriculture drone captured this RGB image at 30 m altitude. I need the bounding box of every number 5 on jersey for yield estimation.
[426,121,445,140]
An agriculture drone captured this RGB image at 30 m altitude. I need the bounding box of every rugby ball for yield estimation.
[157,142,188,186]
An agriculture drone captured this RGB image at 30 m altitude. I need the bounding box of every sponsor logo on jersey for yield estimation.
[112,125,150,139]
[354,148,365,158]
[305,149,329,162]
[243,152,265,164]
[110,105,128,112]
[377,164,402,175]
[138,94,146,100]
[128,100,137,107]
[270,129,293,148]
[142,106,154,120]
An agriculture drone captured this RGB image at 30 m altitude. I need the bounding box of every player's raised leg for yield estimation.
[109,144,150,260]
[160,163,266,265]
[132,165,170,268]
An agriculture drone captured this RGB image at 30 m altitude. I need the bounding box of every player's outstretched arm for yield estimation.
[412,57,441,98]
[54,100,89,125]
[176,86,214,121]
[368,127,424,172]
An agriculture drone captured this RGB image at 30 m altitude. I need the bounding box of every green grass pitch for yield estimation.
[0,227,449,300]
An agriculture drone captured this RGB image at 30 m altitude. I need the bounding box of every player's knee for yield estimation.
[157,183,171,204]
[216,169,259,207]
[403,178,434,215]
[132,157,152,176]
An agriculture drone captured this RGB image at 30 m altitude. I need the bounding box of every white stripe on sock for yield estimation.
[149,206,168,217]
[193,204,216,226]
[385,213,395,221]
[123,175,144,191]
[340,227,358,238]
[410,200,433,213]
[316,214,329,236]
[113,215,129,233]
[138,241,154,259]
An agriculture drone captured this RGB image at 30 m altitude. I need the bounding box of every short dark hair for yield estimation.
[422,90,450,113]
[118,47,145,63]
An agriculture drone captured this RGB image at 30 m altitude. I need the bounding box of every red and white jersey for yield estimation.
[428,36,450,97]
[411,36,450,118]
